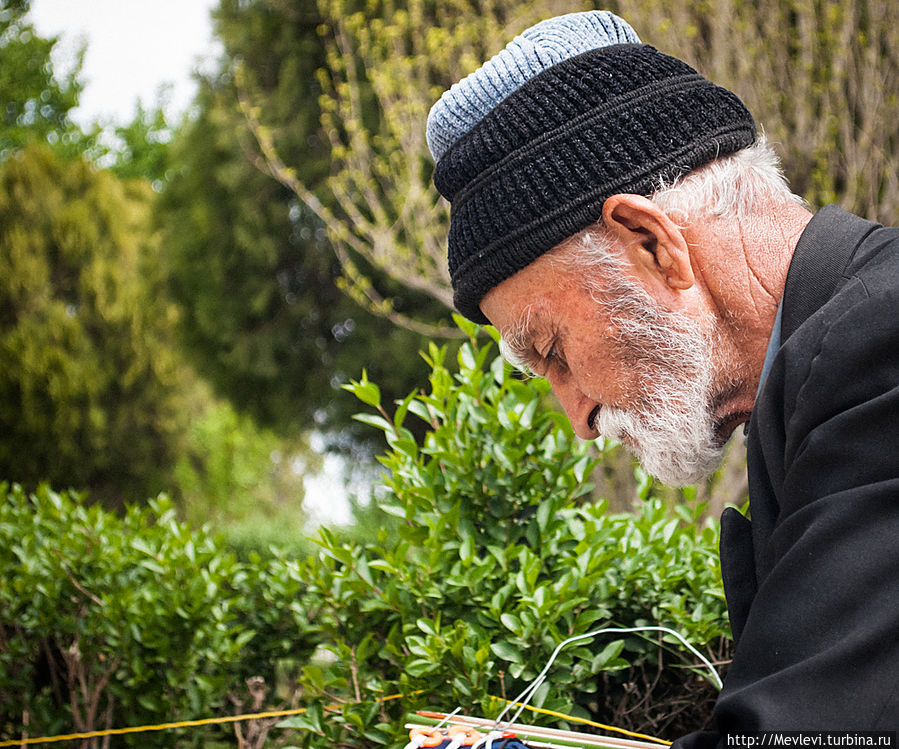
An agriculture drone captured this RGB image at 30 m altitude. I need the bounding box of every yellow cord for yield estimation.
[0,709,306,747]
[0,691,671,747]
[0,692,412,747]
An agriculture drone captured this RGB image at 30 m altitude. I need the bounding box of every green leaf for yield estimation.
[490,641,523,663]
[394,391,417,429]
[352,413,393,431]
[451,313,480,338]
[379,503,408,518]
[278,713,322,733]
[416,618,437,636]
[536,501,552,533]
[342,370,381,408]
[405,658,436,677]
[459,534,475,564]
[590,639,626,672]
[499,612,520,633]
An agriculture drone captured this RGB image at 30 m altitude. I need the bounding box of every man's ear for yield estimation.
[601,193,694,291]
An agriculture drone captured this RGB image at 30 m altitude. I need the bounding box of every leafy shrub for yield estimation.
[284,319,730,745]
[0,320,731,747]
[0,483,316,747]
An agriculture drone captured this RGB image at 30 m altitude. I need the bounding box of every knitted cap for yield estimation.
[426,11,641,162]
[427,11,757,324]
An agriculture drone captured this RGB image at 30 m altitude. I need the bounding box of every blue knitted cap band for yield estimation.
[426,11,640,162]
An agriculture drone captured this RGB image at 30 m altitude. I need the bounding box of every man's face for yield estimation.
[480,245,730,487]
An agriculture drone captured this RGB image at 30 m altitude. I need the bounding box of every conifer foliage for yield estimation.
[0,147,188,501]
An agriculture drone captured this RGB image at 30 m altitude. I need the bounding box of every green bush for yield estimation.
[284,319,730,745]
[0,320,730,746]
[0,483,316,747]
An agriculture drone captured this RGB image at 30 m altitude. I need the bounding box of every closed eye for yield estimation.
[499,318,567,377]
[541,341,568,375]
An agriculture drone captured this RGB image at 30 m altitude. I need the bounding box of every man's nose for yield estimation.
[549,377,600,440]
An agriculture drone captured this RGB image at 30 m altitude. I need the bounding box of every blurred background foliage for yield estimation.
[0,0,897,741]
[2,0,896,530]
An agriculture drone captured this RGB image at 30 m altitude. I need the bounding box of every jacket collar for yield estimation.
[781,204,880,340]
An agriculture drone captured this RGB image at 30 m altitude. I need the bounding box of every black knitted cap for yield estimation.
[432,43,757,324]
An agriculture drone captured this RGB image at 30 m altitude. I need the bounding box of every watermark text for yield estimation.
[727,733,896,748]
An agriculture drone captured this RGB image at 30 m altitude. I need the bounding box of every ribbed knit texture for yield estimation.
[429,35,756,323]
[426,11,640,162]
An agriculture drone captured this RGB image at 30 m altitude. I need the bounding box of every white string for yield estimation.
[435,707,462,730]
[493,624,723,730]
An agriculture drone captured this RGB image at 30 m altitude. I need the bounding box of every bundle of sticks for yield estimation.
[405,710,669,749]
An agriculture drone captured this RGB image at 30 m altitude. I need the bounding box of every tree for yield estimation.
[241,0,584,335]
[159,0,436,439]
[0,3,316,528]
[0,0,93,161]
[242,0,899,340]
[0,146,190,502]
[105,97,174,186]
[240,0,896,514]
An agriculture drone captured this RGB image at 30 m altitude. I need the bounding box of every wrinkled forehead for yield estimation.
[477,251,566,333]
[478,235,603,329]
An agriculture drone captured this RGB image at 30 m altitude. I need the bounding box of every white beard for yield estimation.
[596,397,723,488]
[591,273,725,487]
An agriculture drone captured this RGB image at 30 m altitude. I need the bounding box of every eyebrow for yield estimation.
[498,306,540,372]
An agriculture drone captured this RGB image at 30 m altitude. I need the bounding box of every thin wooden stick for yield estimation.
[410,711,666,749]
[405,722,582,749]
[417,710,666,746]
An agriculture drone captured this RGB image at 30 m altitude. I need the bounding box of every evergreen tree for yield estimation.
[0,3,315,532]
[241,0,571,333]
[160,0,434,440]
[106,98,174,185]
[0,146,190,502]
[0,0,93,160]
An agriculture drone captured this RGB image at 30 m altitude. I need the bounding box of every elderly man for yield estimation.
[426,10,899,741]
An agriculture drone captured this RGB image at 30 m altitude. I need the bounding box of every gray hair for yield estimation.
[556,135,805,274]
[650,135,806,222]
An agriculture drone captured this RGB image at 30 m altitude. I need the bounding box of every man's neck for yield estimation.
[689,198,814,423]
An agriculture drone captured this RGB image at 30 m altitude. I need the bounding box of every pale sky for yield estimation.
[29,0,221,127]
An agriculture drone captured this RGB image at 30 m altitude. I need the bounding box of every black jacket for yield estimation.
[680,205,899,743]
